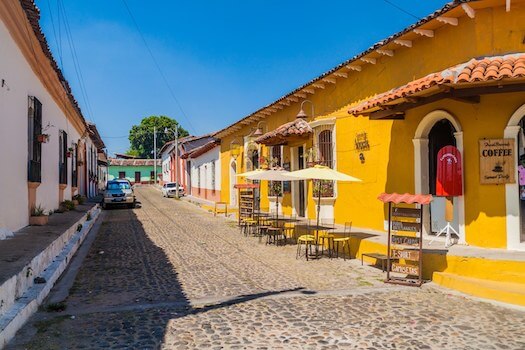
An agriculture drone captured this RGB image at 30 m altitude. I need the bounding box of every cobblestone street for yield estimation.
[8,186,525,350]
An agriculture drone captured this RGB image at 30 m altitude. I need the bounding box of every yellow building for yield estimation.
[214,0,525,304]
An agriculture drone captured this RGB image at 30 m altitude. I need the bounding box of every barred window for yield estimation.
[28,96,42,182]
[211,161,216,192]
[318,130,333,168]
[59,130,68,184]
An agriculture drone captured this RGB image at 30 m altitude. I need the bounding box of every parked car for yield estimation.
[162,182,185,197]
[102,179,135,209]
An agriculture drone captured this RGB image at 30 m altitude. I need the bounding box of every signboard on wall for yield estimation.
[479,139,515,185]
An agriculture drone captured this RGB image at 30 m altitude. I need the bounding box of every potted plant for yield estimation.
[72,194,85,206]
[66,147,73,158]
[36,134,49,143]
[29,204,49,226]
[60,200,76,212]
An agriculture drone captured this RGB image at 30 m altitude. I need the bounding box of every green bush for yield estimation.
[72,194,85,205]
[31,204,46,217]
[61,200,75,211]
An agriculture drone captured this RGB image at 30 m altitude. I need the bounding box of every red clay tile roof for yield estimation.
[349,53,525,115]
[378,193,433,205]
[19,0,89,130]
[255,118,313,145]
[108,158,161,167]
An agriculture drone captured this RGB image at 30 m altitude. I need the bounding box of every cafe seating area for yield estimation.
[238,210,355,261]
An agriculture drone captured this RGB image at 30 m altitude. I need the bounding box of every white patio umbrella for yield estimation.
[286,165,362,229]
[245,168,296,222]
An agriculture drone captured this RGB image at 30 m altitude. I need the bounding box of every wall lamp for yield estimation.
[230,137,241,160]
[252,121,267,137]
[296,99,315,119]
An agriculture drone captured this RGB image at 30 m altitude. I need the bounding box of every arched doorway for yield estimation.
[504,103,525,251]
[413,110,465,243]
[229,160,237,206]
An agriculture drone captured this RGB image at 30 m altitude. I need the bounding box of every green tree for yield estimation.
[128,116,189,158]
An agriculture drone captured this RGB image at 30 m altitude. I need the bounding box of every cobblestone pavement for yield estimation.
[8,186,525,350]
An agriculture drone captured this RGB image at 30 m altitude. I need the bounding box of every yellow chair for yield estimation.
[296,233,316,260]
[318,218,335,257]
[333,222,352,260]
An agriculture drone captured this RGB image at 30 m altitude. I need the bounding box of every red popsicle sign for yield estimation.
[436,145,463,196]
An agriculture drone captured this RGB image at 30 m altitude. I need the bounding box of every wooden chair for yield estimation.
[333,222,352,260]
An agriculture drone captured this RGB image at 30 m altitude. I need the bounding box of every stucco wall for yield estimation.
[108,165,156,183]
[0,20,85,232]
[190,147,221,200]
[218,4,525,249]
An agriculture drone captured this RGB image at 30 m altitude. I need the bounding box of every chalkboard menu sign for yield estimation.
[378,192,432,287]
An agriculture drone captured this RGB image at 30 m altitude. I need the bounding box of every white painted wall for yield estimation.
[190,147,221,191]
[161,150,172,183]
[0,20,85,232]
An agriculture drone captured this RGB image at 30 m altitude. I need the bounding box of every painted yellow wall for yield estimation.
[218,3,525,248]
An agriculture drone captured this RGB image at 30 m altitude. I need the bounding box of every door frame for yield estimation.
[504,103,525,251]
[413,110,466,244]
[291,144,308,218]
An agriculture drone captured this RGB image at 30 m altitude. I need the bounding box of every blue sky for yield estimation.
[37,0,448,155]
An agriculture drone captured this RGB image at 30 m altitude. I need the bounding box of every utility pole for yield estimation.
[153,126,157,185]
[175,124,180,199]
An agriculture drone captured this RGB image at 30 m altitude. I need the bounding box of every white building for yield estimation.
[186,139,221,203]
[0,0,103,234]
[159,140,175,185]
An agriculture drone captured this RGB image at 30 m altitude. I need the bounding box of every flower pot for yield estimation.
[37,134,49,143]
[66,151,72,158]
[29,215,48,226]
[72,200,79,206]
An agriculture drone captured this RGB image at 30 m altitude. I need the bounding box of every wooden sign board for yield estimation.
[391,234,420,246]
[391,263,419,275]
[479,139,515,184]
[391,221,421,232]
[391,249,420,261]
[392,207,421,219]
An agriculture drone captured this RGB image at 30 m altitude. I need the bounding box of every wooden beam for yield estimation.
[436,16,458,26]
[279,100,290,106]
[376,49,394,57]
[294,92,307,98]
[346,64,362,71]
[394,39,412,48]
[287,96,299,103]
[333,72,348,78]
[303,88,315,94]
[461,3,475,18]
[274,104,284,110]
[312,83,325,89]
[322,77,337,84]
[369,84,525,119]
[360,57,376,64]
[413,29,434,37]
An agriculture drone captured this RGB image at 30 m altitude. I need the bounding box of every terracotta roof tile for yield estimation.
[108,158,161,167]
[349,53,525,115]
[254,118,313,145]
[377,192,433,205]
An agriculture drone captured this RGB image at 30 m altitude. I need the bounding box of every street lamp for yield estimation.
[164,126,180,199]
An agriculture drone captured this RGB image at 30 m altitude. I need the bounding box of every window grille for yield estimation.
[28,96,42,182]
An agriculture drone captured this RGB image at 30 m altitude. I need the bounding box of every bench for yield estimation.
[361,252,396,272]
[214,202,228,217]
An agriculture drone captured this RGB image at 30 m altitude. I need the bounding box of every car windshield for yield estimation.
[108,182,131,190]
[166,183,178,188]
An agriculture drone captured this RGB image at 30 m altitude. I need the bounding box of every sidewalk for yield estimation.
[0,201,101,347]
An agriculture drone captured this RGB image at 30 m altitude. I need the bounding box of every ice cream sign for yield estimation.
[479,139,515,185]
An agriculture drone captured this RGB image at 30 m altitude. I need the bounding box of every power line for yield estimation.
[120,0,197,134]
[380,0,421,20]
[59,0,96,123]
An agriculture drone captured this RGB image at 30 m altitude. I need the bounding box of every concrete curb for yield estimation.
[0,205,101,349]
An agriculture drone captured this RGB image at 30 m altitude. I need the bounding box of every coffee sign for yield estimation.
[479,139,515,184]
